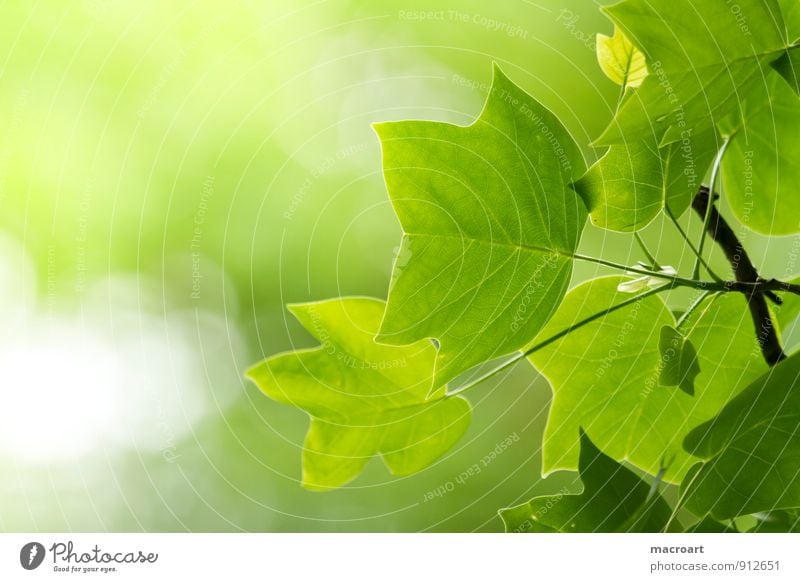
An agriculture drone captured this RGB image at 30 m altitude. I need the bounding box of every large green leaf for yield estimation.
[499,430,676,532]
[721,74,800,235]
[683,352,800,519]
[574,130,717,231]
[597,0,788,145]
[606,0,786,71]
[529,278,768,482]
[374,65,586,387]
[246,298,471,490]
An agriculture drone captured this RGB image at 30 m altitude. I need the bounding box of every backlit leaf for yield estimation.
[246,298,471,490]
[499,430,676,532]
[683,352,800,519]
[574,130,716,231]
[596,0,788,145]
[596,25,648,89]
[721,74,800,235]
[529,278,767,482]
[374,65,586,387]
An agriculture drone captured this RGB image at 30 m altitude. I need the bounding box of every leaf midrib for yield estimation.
[403,230,576,259]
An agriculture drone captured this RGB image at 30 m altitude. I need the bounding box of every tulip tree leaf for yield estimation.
[721,74,800,235]
[683,353,800,519]
[574,130,717,231]
[244,0,800,522]
[607,0,786,71]
[246,298,471,491]
[580,1,725,231]
[659,326,701,396]
[596,25,648,89]
[374,64,586,387]
[529,278,768,483]
[499,430,676,532]
[596,0,789,145]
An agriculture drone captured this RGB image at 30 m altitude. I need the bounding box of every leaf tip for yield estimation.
[490,60,505,78]
[589,132,612,148]
[488,61,516,93]
[300,479,338,493]
[370,120,390,137]
[682,422,711,457]
[242,361,263,382]
[285,301,309,318]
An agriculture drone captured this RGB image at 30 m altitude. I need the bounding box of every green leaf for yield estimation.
[598,61,775,147]
[574,130,716,231]
[659,325,701,396]
[683,352,800,519]
[596,25,648,89]
[596,0,788,145]
[374,65,586,387]
[529,278,768,483]
[721,75,800,235]
[499,430,676,532]
[606,0,786,71]
[246,297,471,491]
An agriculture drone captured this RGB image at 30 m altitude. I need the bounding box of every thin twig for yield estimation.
[634,232,662,270]
[675,291,717,330]
[665,206,722,282]
[446,286,668,397]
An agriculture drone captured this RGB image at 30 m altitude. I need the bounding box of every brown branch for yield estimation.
[692,187,786,367]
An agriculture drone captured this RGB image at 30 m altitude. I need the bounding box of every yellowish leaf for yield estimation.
[596,26,648,89]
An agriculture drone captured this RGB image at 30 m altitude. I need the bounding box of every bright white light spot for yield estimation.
[0,326,121,460]
[0,235,244,463]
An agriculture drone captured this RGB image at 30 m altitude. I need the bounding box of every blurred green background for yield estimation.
[0,0,795,532]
